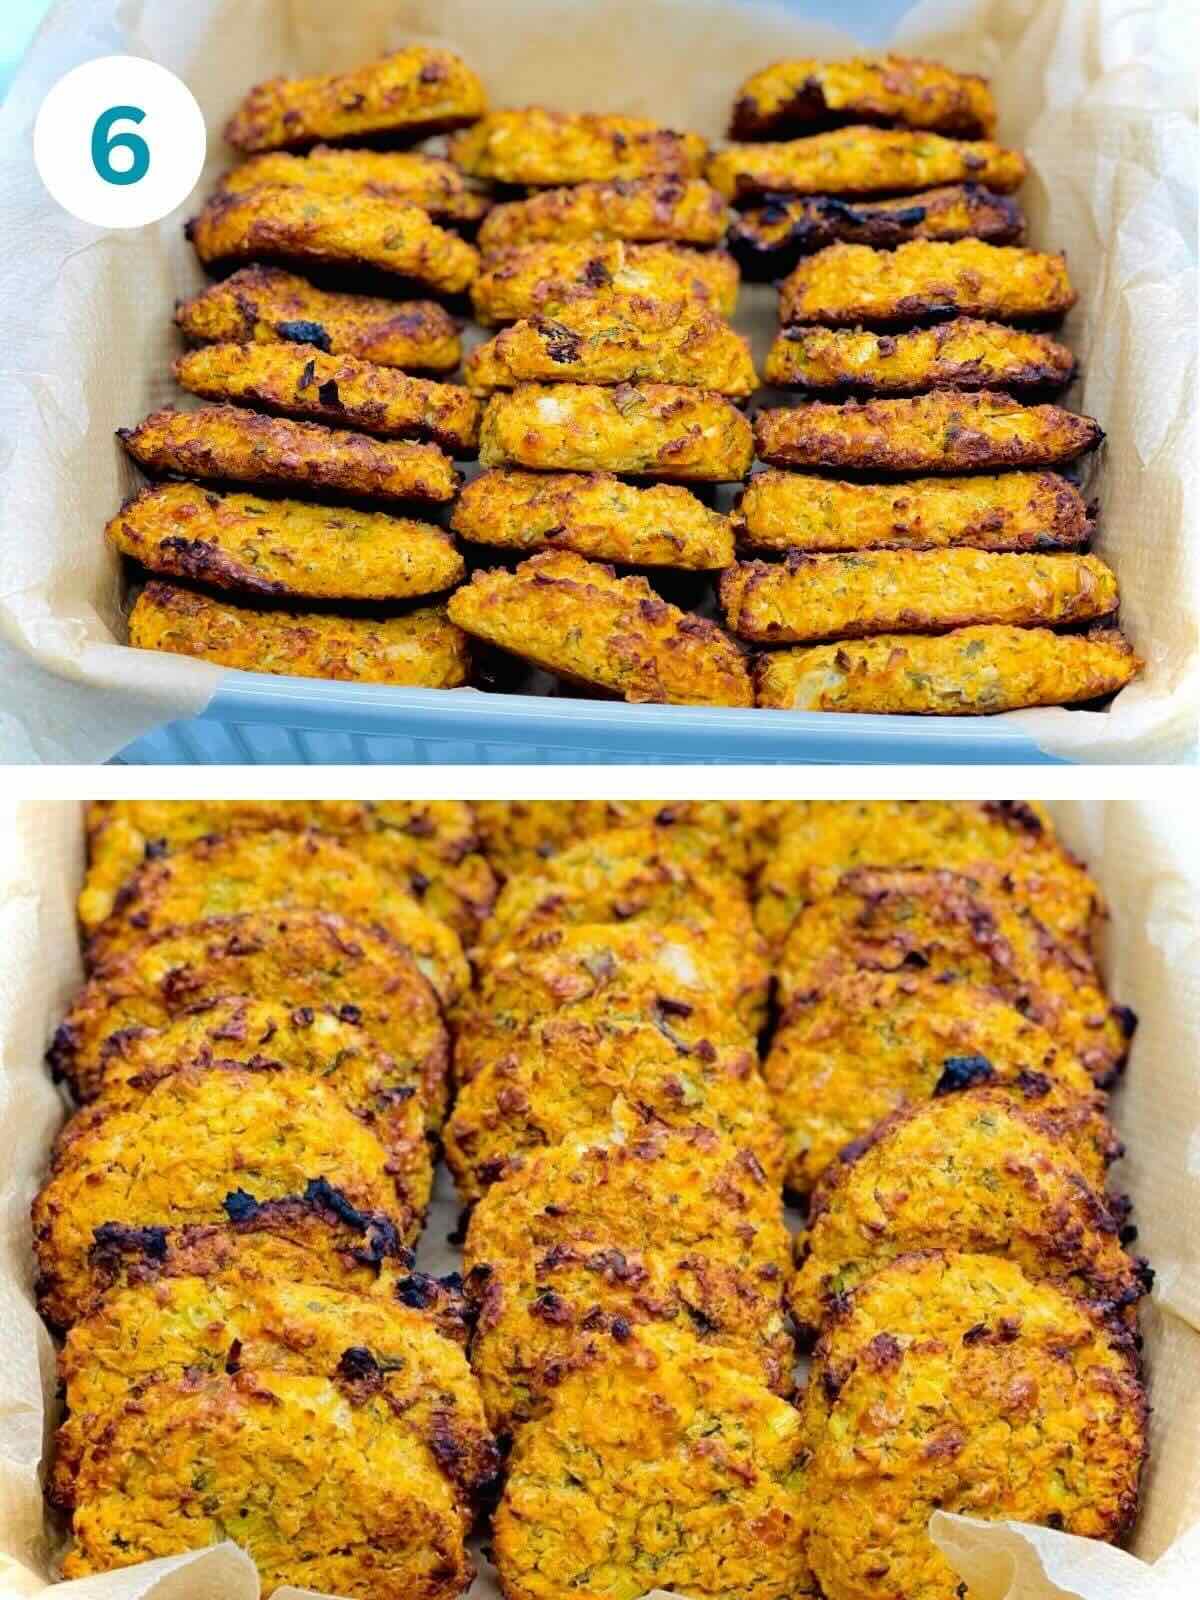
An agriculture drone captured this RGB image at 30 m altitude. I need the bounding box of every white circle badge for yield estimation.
[33,55,207,229]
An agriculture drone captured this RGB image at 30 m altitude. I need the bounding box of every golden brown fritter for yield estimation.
[174,342,480,454]
[465,298,757,397]
[464,1104,792,1433]
[707,125,1026,202]
[63,1371,473,1598]
[128,581,470,687]
[765,318,1075,395]
[494,1324,810,1600]
[789,1092,1146,1339]
[451,467,733,568]
[448,551,752,705]
[753,391,1103,473]
[478,177,729,252]
[107,481,464,601]
[728,184,1024,280]
[218,147,491,225]
[801,1252,1146,1600]
[478,383,753,479]
[721,549,1119,643]
[187,187,479,294]
[176,266,463,372]
[449,109,708,186]
[730,56,996,141]
[733,469,1091,554]
[755,799,1102,956]
[777,867,1133,1085]
[763,969,1117,1196]
[780,239,1075,327]
[32,1062,417,1329]
[471,238,739,326]
[755,624,1141,714]
[224,47,487,152]
[119,404,459,503]
[49,908,446,1109]
[84,828,468,1003]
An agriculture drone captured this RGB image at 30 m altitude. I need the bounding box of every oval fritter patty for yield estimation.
[708,125,1025,202]
[764,970,1117,1196]
[128,581,470,686]
[118,404,459,503]
[49,908,446,1109]
[224,46,486,152]
[218,147,491,225]
[63,1371,473,1598]
[449,109,708,186]
[753,391,1102,473]
[465,1106,793,1432]
[85,827,468,1003]
[755,624,1141,714]
[174,341,480,454]
[493,1324,810,1600]
[479,177,729,251]
[733,469,1090,554]
[176,266,463,371]
[777,867,1132,1084]
[448,551,753,706]
[451,467,733,568]
[729,55,996,141]
[32,1062,419,1329]
[471,238,739,326]
[801,1252,1146,1600]
[789,1092,1146,1338]
[445,1015,782,1203]
[764,319,1075,394]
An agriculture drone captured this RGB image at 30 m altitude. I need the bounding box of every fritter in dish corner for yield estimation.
[729,55,996,141]
[449,109,708,186]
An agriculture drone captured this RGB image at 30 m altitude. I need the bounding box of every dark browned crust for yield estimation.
[729,77,993,143]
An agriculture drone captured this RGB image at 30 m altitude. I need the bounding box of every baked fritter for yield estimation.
[721,549,1119,643]
[187,187,479,295]
[765,318,1075,394]
[176,266,462,372]
[449,109,708,186]
[728,184,1024,280]
[174,341,480,454]
[478,383,754,480]
[730,56,996,141]
[777,866,1132,1085]
[465,1105,792,1432]
[63,1371,473,1598]
[471,238,739,326]
[451,467,733,568]
[49,908,446,1108]
[763,970,1117,1196]
[478,177,729,252]
[119,404,459,503]
[753,391,1103,473]
[801,1252,1146,1600]
[755,800,1102,956]
[32,1062,416,1329]
[219,147,491,225]
[789,1092,1145,1339]
[84,827,468,1002]
[107,481,464,601]
[224,46,487,152]
[733,468,1091,553]
[445,1016,781,1204]
[780,239,1075,327]
[493,1324,810,1600]
[128,581,470,686]
[707,125,1026,202]
[448,551,752,705]
[755,624,1141,714]
[465,298,757,397]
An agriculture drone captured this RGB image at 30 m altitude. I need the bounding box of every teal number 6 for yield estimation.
[91,105,150,186]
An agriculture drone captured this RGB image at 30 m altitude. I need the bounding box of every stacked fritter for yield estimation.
[714,56,1140,714]
[36,801,500,1598]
